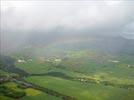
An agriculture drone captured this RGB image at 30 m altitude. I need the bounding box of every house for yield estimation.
[18,59,26,63]
[108,60,120,63]
[54,58,62,62]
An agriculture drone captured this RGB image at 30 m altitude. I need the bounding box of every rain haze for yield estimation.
[0,1,134,100]
[1,0,134,54]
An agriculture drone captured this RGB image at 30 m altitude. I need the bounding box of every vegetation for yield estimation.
[0,82,25,98]
[0,49,134,100]
[25,76,134,100]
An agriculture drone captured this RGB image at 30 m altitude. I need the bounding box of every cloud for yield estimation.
[122,22,134,39]
[1,0,134,33]
[1,0,134,53]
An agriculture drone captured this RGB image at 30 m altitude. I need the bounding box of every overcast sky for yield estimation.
[1,0,134,53]
[1,0,134,36]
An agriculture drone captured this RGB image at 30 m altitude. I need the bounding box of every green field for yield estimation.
[25,76,134,100]
[1,49,134,100]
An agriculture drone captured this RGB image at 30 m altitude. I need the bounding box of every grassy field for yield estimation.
[15,57,134,86]
[25,76,134,100]
[16,61,53,74]
[1,49,134,100]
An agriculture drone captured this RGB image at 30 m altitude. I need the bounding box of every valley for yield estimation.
[1,48,134,100]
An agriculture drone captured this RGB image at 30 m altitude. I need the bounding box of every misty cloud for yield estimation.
[1,0,134,53]
[1,1,134,34]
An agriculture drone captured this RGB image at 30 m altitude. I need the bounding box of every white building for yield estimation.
[54,58,62,62]
[17,59,26,63]
[108,60,120,63]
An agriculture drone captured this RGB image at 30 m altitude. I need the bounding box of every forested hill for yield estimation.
[0,55,29,77]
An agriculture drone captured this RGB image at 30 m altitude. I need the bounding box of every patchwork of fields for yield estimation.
[1,50,134,100]
[16,51,134,99]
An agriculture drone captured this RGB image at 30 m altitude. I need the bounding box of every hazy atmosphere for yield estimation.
[1,0,134,53]
[0,1,134,100]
